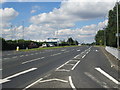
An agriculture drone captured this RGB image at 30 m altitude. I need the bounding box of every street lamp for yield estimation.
[117,0,119,49]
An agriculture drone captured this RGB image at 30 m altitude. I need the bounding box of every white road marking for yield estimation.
[74,55,79,59]
[64,51,69,53]
[12,56,17,58]
[71,61,80,70]
[84,72,109,88]
[69,76,76,90]
[82,54,86,58]
[30,54,34,55]
[23,78,43,90]
[25,54,29,56]
[51,53,61,56]
[55,69,70,72]
[4,68,37,80]
[22,57,45,64]
[3,58,10,60]
[20,55,24,57]
[95,67,120,85]
[39,78,68,83]
[66,64,74,66]
[56,60,71,70]
[77,50,80,51]
[0,69,2,71]
[0,79,10,84]
[0,68,37,84]
[61,49,66,51]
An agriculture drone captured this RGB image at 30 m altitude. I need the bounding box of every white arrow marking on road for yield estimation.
[0,68,37,84]
[95,67,120,85]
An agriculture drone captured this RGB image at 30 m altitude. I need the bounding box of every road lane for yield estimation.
[2,46,89,88]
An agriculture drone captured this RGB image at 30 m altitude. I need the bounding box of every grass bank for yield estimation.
[20,45,79,52]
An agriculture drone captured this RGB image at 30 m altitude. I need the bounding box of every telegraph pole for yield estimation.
[117,0,119,49]
[22,21,25,49]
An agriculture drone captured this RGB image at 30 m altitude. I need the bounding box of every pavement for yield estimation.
[1,46,120,89]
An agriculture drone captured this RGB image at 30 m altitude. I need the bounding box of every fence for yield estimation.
[105,46,120,60]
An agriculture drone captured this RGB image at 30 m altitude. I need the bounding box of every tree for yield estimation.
[67,37,74,45]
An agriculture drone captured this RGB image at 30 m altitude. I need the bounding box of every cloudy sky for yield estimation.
[0,0,117,43]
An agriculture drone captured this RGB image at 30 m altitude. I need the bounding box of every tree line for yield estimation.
[1,37,79,50]
[95,3,120,47]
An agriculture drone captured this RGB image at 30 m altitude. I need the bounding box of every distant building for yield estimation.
[33,38,60,45]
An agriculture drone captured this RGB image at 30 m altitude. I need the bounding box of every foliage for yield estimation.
[95,3,120,47]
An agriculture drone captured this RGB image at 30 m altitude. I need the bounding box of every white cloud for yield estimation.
[55,19,108,43]
[0,8,19,22]
[30,0,114,25]
[0,8,19,28]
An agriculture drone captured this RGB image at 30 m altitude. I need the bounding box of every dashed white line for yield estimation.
[23,78,43,90]
[69,76,76,90]
[22,57,45,64]
[3,58,10,60]
[12,56,17,58]
[4,68,37,80]
[95,67,120,85]
[20,55,24,57]
[71,61,80,70]
[0,68,37,84]
[51,53,61,56]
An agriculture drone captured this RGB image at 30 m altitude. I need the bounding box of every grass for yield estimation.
[20,45,79,52]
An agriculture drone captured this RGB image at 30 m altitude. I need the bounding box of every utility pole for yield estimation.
[104,16,106,46]
[22,21,25,49]
[117,0,119,49]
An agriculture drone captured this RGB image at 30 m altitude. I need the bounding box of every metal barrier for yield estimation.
[105,46,120,60]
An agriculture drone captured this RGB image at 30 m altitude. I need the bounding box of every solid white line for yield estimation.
[71,61,80,70]
[69,76,76,90]
[22,57,44,64]
[39,78,68,83]
[0,79,10,84]
[4,68,37,80]
[56,60,71,70]
[95,67,120,85]
[84,72,109,88]
[74,55,79,58]
[82,54,86,58]
[20,55,24,57]
[23,78,43,90]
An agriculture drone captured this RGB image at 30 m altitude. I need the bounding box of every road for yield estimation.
[1,46,120,89]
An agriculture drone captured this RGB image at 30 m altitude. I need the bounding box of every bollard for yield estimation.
[16,46,19,51]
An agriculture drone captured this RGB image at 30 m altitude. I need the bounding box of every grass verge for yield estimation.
[20,45,79,52]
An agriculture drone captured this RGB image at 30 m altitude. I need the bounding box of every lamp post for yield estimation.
[117,0,119,49]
